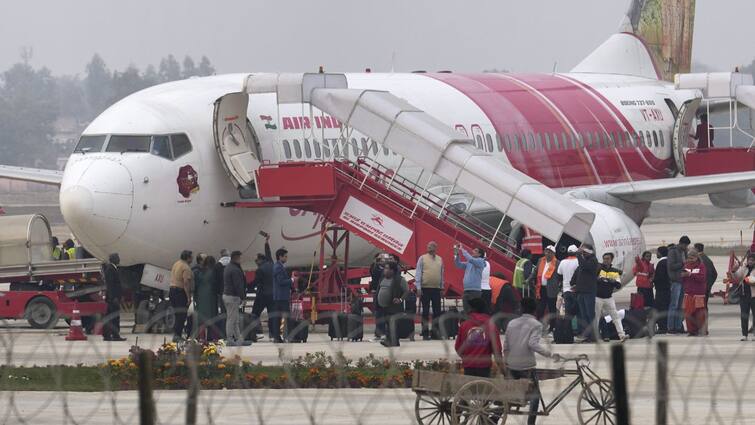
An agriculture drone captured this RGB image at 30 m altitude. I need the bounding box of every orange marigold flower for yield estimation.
[217,364,226,369]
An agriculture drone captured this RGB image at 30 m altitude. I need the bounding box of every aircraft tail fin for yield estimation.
[573,0,695,81]
[622,0,696,81]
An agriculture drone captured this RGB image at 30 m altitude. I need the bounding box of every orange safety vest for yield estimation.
[535,257,557,297]
[521,227,543,255]
[489,276,508,306]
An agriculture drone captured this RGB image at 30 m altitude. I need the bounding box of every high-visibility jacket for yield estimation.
[513,258,533,290]
[52,247,62,261]
[521,227,543,255]
[66,247,76,260]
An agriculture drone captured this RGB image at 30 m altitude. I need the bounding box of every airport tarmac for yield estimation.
[1,210,753,424]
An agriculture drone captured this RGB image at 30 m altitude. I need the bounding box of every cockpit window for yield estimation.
[106,135,151,153]
[74,135,107,153]
[170,134,192,159]
[151,135,172,159]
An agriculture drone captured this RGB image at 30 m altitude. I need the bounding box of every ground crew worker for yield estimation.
[102,253,126,341]
[272,248,291,344]
[513,249,535,299]
[416,241,444,340]
[534,245,559,333]
[62,239,76,260]
[51,237,62,260]
[693,114,714,149]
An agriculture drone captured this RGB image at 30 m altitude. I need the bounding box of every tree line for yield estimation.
[0,53,215,168]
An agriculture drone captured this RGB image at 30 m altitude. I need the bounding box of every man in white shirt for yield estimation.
[481,253,492,313]
[557,245,580,323]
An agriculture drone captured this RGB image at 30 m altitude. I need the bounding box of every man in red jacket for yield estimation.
[455,297,503,377]
[682,249,708,336]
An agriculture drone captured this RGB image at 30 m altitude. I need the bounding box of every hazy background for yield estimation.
[1,0,755,170]
[1,0,754,75]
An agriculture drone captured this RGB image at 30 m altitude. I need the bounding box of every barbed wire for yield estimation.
[1,304,755,425]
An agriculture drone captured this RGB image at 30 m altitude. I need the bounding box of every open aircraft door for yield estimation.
[671,97,701,176]
[213,92,261,193]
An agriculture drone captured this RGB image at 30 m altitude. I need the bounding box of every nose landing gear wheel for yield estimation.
[577,379,616,425]
[451,380,508,425]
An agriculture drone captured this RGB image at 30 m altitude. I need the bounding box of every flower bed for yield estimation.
[1,341,460,392]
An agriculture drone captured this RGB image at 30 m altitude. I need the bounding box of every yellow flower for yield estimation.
[217,364,226,369]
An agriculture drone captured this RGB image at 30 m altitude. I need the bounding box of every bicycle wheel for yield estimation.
[577,379,616,425]
[451,380,508,425]
[415,391,454,425]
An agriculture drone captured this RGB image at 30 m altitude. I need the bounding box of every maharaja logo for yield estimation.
[371,214,384,227]
[177,165,199,198]
[260,115,277,130]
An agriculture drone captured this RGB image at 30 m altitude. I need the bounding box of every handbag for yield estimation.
[728,284,742,304]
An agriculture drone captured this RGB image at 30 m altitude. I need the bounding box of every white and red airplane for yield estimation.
[1,0,754,285]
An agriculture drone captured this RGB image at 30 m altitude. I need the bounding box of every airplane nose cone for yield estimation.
[60,159,134,248]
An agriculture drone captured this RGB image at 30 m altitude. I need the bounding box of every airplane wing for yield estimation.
[575,171,755,203]
[0,165,63,186]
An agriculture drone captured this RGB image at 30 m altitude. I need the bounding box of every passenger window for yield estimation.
[151,135,172,159]
[282,140,292,159]
[496,134,504,152]
[170,134,192,159]
[475,135,483,149]
[652,131,659,147]
[485,134,494,152]
[504,134,512,151]
[107,135,151,153]
[293,139,303,159]
[361,138,369,156]
[646,131,652,148]
[659,131,665,147]
[383,146,389,156]
[370,140,379,155]
[333,140,341,157]
[313,140,322,158]
[585,133,592,149]
[544,133,551,150]
[74,135,107,153]
[304,139,312,158]
[322,139,331,157]
[351,138,359,157]
[570,133,577,149]
[528,133,535,151]
[638,132,645,148]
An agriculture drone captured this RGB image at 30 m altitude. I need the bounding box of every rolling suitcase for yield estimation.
[286,319,309,343]
[553,316,574,344]
[347,313,364,341]
[623,308,651,339]
[433,307,461,340]
[328,313,349,340]
[395,312,415,340]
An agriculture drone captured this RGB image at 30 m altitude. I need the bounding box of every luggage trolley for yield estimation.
[411,355,616,425]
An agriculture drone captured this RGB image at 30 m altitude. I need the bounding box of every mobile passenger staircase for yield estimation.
[215,72,596,317]
[226,157,521,299]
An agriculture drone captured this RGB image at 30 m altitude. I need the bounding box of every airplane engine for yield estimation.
[708,189,755,209]
[572,200,646,285]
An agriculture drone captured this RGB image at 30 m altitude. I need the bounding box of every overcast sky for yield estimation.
[1,1,754,76]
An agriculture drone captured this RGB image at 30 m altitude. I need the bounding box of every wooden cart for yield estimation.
[411,355,616,425]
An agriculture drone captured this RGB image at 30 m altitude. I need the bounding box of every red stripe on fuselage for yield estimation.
[557,74,672,179]
[427,73,669,187]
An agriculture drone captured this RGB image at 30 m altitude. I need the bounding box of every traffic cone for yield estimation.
[65,304,88,341]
